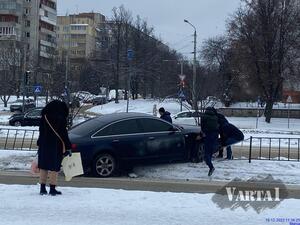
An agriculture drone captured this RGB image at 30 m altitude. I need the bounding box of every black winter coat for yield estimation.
[37,101,71,172]
[201,109,219,134]
[217,113,244,145]
[160,111,172,123]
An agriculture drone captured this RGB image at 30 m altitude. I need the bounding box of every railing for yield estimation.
[1,128,300,164]
[0,128,38,151]
[231,136,300,163]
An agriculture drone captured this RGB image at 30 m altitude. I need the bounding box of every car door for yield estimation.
[23,109,41,126]
[92,119,146,161]
[174,112,196,125]
[137,118,185,161]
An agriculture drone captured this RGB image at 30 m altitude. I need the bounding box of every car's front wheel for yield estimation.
[191,143,204,163]
[14,121,22,126]
[92,153,117,177]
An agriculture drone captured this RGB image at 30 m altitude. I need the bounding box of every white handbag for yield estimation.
[61,153,84,181]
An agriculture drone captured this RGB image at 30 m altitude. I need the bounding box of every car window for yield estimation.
[70,118,105,135]
[94,119,141,137]
[139,118,174,133]
[177,112,192,118]
[26,109,41,117]
[192,112,202,117]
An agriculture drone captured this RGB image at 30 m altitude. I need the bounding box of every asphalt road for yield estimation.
[0,170,300,199]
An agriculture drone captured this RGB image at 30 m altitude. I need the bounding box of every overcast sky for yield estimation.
[58,0,241,58]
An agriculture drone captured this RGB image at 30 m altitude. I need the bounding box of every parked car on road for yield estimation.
[173,110,202,126]
[9,107,42,126]
[10,99,36,112]
[69,112,203,177]
[92,95,107,105]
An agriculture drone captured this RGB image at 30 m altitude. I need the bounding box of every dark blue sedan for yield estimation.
[69,112,202,177]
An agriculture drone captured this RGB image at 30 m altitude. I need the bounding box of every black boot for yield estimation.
[208,167,215,176]
[40,183,47,195]
[49,185,62,196]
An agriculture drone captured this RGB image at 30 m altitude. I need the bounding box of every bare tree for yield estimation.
[0,40,21,107]
[228,0,300,122]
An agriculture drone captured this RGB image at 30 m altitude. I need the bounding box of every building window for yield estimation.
[25,8,30,15]
[25,20,30,27]
[26,32,30,38]
[0,2,17,10]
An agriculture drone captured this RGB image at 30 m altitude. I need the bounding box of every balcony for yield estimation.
[40,3,56,15]
[40,27,56,36]
[0,1,22,16]
[40,39,56,48]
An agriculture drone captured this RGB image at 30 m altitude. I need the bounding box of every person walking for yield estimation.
[158,107,172,123]
[201,107,219,176]
[37,100,72,196]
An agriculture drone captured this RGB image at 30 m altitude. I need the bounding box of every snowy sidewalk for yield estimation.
[0,184,300,225]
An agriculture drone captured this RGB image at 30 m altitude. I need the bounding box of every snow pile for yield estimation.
[0,184,299,225]
[0,150,35,171]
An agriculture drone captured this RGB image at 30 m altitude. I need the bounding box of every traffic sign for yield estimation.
[178,74,186,81]
[178,91,185,99]
[287,96,293,103]
[127,49,134,61]
[34,85,42,94]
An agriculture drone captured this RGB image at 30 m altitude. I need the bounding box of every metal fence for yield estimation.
[0,128,38,151]
[1,128,300,164]
[231,136,300,163]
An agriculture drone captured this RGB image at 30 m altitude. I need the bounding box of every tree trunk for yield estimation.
[264,99,273,123]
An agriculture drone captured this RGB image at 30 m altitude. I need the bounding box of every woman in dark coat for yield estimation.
[37,100,72,196]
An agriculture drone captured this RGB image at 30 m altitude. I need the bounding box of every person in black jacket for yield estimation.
[212,108,244,159]
[159,107,172,123]
[37,100,72,196]
[201,107,219,176]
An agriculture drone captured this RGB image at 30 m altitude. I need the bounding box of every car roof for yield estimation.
[70,112,156,135]
[94,112,153,123]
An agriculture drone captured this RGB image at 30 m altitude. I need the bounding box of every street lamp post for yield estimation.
[184,19,197,110]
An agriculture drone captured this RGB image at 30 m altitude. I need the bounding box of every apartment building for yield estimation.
[0,0,57,71]
[57,12,106,61]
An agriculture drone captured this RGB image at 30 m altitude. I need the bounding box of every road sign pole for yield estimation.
[126,49,133,113]
[287,96,293,129]
[288,102,290,129]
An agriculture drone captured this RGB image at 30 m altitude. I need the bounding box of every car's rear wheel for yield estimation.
[92,153,117,177]
[14,121,21,126]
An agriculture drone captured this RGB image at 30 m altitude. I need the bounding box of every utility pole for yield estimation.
[193,29,197,110]
[184,19,197,110]
[126,49,133,113]
[180,60,184,112]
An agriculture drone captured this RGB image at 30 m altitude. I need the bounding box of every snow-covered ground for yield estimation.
[134,160,300,185]
[87,98,188,115]
[0,184,299,225]
[0,96,46,112]
[1,150,300,185]
[0,150,35,171]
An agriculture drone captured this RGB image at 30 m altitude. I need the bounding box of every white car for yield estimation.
[172,110,202,126]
